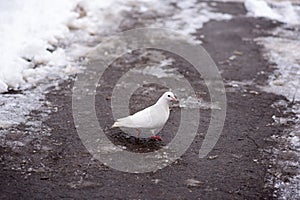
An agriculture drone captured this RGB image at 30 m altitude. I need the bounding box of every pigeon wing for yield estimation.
[116,106,153,128]
[128,106,153,128]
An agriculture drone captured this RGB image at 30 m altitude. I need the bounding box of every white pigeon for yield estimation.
[112,91,178,140]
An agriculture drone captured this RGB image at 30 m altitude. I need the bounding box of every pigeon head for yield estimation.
[160,91,178,102]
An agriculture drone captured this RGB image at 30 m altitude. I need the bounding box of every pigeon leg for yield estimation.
[150,129,162,141]
[150,135,162,141]
[136,129,141,139]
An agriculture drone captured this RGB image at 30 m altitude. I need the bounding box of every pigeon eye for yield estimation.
[167,95,171,97]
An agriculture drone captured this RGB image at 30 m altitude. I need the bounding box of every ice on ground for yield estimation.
[153,1,232,41]
[244,0,300,25]
[252,10,300,200]
[259,32,300,200]
[132,58,184,79]
[0,90,43,128]
[256,35,300,102]
[232,0,300,198]
[179,96,222,110]
[271,122,300,200]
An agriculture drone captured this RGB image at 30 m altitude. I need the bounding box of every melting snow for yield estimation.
[245,0,300,25]
[256,35,300,102]
[132,58,184,79]
[246,0,300,198]
[154,1,232,41]
[179,96,221,110]
[0,0,129,129]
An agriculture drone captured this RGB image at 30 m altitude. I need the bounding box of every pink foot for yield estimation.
[151,136,162,141]
[136,129,141,139]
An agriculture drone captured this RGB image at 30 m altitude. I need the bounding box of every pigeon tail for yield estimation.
[111,116,134,128]
[111,121,120,128]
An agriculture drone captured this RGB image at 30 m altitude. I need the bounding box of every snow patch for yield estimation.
[156,1,232,41]
[245,0,300,25]
[0,0,79,93]
[257,26,300,200]
[0,0,129,128]
[179,96,221,110]
[132,59,184,79]
[256,35,300,102]
[0,0,127,93]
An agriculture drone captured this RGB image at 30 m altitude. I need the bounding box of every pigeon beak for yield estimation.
[172,95,178,102]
